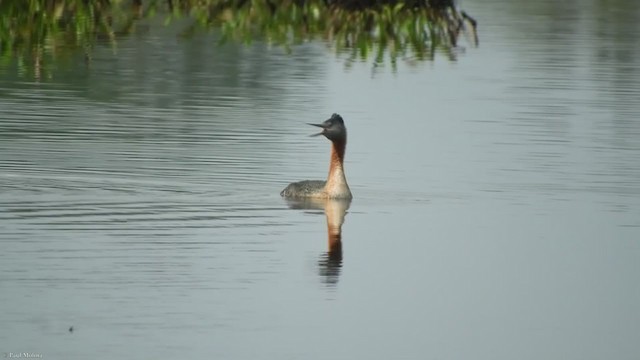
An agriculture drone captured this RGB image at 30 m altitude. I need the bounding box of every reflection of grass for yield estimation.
[188,0,477,68]
[0,0,477,77]
[0,0,139,79]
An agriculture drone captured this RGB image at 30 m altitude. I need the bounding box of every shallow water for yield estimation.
[2,0,640,359]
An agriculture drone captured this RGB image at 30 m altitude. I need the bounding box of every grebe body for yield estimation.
[281,114,352,200]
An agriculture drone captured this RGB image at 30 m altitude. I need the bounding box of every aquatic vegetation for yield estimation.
[172,0,477,67]
[0,0,139,78]
[0,0,477,77]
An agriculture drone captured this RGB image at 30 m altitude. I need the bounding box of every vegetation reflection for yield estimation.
[1,0,478,77]
[184,0,479,67]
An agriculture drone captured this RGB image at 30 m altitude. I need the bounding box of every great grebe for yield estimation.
[280,113,352,199]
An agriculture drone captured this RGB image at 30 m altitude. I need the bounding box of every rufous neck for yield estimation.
[325,139,351,199]
[329,139,346,170]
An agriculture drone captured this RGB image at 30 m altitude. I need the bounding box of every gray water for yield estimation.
[1,0,640,359]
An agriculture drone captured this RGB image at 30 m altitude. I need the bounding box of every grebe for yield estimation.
[280,113,352,199]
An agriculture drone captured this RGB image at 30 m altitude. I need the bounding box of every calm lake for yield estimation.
[1,0,639,359]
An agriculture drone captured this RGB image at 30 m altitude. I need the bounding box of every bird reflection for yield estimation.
[284,197,351,286]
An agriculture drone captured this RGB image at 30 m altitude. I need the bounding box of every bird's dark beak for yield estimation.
[308,123,326,137]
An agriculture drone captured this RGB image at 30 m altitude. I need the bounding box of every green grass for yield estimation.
[0,0,477,77]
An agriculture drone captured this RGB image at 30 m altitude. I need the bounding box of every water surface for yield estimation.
[1,1,639,359]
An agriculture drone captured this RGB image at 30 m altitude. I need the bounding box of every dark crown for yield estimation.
[330,113,344,124]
